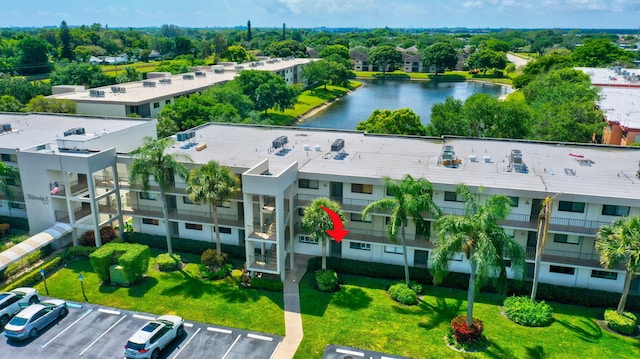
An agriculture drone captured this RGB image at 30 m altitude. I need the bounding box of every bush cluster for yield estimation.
[315,269,340,292]
[2,256,63,291]
[249,276,284,292]
[388,283,418,305]
[79,226,118,247]
[156,253,181,272]
[604,309,638,335]
[201,249,228,271]
[0,248,49,282]
[451,315,484,344]
[503,296,554,327]
[200,263,232,280]
[89,242,150,284]
[128,233,245,260]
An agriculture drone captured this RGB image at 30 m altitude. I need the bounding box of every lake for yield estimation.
[297,79,512,130]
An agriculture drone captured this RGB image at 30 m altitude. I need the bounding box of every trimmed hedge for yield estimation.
[157,253,181,272]
[127,233,245,260]
[306,256,640,311]
[388,283,418,305]
[0,216,28,231]
[250,276,284,292]
[315,269,340,292]
[503,296,554,327]
[89,243,150,284]
[604,309,638,335]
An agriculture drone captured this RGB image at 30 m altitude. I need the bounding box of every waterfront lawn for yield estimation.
[32,250,285,336]
[295,273,640,359]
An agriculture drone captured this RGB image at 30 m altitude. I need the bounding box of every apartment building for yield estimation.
[2,115,640,295]
[47,58,313,119]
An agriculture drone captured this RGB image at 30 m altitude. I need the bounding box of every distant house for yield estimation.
[306,46,319,59]
[350,45,436,73]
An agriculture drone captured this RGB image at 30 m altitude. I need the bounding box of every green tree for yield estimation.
[187,161,240,255]
[16,36,52,75]
[368,45,402,76]
[26,95,76,113]
[0,161,19,205]
[432,185,525,327]
[73,46,92,62]
[319,44,350,61]
[116,66,142,83]
[59,20,73,60]
[356,108,426,136]
[174,36,195,56]
[235,70,299,114]
[302,197,346,271]
[427,97,465,136]
[422,42,458,75]
[572,38,633,67]
[467,49,507,75]
[485,39,510,52]
[0,95,23,112]
[247,20,252,42]
[224,45,247,62]
[596,216,640,314]
[302,60,330,89]
[156,117,179,138]
[129,137,192,255]
[263,40,308,58]
[362,175,441,285]
[50,63,114,88]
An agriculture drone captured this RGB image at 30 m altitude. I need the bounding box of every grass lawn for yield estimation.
[295,273,640,359]
[101,61,159,76]
[32,250,285,336]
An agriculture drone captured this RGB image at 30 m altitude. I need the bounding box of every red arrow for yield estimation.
[321,206,349,243]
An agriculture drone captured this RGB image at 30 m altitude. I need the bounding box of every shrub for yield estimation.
[451,315,484,344]
[79,226,118,247]
[409,281,423,295]
[1,257,63,291]
[128,233,245,260]
[604,309,638,335]
[315,269,340,292]
[201,249,228,272]
[157,253,181,272]
[250,276,284,292]
[503,296,554,327]
[388,283,418,305]
[200,263,232,280]
[89,242,150,283]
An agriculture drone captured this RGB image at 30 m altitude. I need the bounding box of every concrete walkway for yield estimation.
[272,255,310,359]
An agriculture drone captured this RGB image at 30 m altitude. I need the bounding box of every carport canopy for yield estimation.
[0,223,72,271]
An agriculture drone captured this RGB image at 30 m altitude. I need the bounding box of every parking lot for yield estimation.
[2,300,282,359]
[323,344,412,359]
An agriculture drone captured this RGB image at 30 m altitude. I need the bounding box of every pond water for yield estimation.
[297,79,512,130]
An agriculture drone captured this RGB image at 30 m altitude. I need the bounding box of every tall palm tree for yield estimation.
[302,197,346,271]
[596,216,640,314]
[362,175,441,286]
[186,161,239,256]
[0,162,19,216]
[129,137,192,255]
[432,184,525,326]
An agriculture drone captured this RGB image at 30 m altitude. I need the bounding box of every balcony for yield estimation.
[107,204,244,227]
[55,205,92,223]
[294,223,432,249]
[49,178,88,197]
[525,247,617,269]
[295,194,374,213]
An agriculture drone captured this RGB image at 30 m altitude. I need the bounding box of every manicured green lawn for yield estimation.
[295,274,640,359]
[32,250,285,335]
[101,61,159,76]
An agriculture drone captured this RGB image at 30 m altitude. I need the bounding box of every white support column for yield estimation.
[243,192,254,268]
[288,186,295,271]
[276,193,286,282]
[112,164,124,239]
[87,173,102,247]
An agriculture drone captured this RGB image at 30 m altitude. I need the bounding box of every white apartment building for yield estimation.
[2,114,639,295]
[47,58,313,119]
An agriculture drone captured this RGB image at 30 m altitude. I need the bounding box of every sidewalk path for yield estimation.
[272,255,310,359]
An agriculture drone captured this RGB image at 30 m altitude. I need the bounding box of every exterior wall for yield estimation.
[604,124,622,144]
[176,222,239,246]
[76,102,126,117]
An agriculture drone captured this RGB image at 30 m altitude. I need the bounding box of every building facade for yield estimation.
[3,115,640,295]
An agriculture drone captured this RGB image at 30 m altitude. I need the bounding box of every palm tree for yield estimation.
[186,161,239,256]
[432,184,525,326]
[129,137,192,255]
[362,175,441,285]
[0,162,19,216]
[596,216,640,314]
[302,197,346,271]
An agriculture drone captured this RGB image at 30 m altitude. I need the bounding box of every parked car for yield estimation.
[124,315,185,359]
[4,299,67,340]
[0,287,39,328]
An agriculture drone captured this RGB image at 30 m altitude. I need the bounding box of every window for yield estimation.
[351,213,371,223]
[351,183,373,194]
[298,208,305,216]
[153,102,160,108]
[448,253,463,261]
[216,200,230,208]
[349,242,371,251]
[1,154,12,161]
[9,203,23,209]
[185,223,203,230]
[142,218,159,225]
[558,201,585,213]
[444,191,462,202]
[139,192,157,200]
[5,178,16,186]
[183,197,195,204]
[602,205,630,217]
[299,235,318,245]
[384,246,403,254]
[508,196,519,207]
[217,227,231,234]
[298,179,319,189]
[553,234,580,244]
[591,270,618,280]
[165,100,171,105]
[549,265,575,275]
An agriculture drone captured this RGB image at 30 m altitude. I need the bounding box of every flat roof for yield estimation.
[166,123,640,203]
[49,58,314,105]
[0,113,152,153]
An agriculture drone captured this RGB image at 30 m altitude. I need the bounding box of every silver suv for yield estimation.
[0,287,39,328]
[124,315,185,359]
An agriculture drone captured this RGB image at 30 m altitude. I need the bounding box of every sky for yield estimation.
[2,0,640,29]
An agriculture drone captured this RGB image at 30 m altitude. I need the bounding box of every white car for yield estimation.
[0,287,39,328]
[4,299,67,340]
[124,315,185,359]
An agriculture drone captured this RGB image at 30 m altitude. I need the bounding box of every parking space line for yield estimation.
[132,314,155,321]
[381,357,396,359]
[336,348,365,357]
[269,341,282,359]
[247,333,273,342]
[207,327,232,334]
[170,327,200,359]
[98,308,121,316]
[221,334,241,359]
[79,315,127,356]
[184,323,193,328]
[40,309,93,348]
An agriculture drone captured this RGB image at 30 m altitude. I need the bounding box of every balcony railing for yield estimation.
[247,254,278,272]
[295,194,374,212]
[525,246,612,269]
